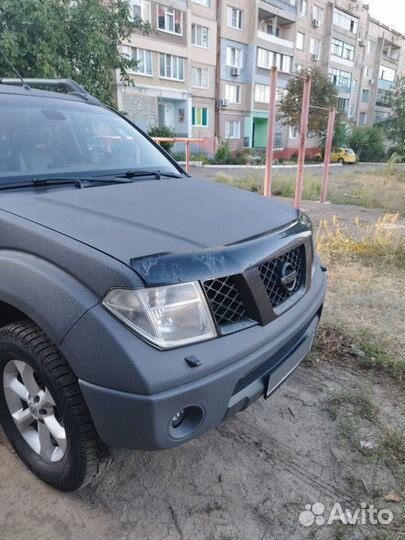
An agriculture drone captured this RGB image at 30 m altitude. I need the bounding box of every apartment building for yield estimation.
[115,0,218,154]
[116,0,405,156]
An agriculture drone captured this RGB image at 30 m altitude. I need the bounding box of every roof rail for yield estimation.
[0,78,100,104]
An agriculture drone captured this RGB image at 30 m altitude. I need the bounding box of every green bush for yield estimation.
[148,125,175,153]
[215,142,232,163]
[348,127,386,162]
[213,143,249,165]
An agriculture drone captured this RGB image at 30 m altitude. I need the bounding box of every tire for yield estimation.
[0,320,110,491]
[338,158,345,164]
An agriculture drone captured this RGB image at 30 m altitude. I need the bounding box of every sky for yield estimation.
[366,0,405,34]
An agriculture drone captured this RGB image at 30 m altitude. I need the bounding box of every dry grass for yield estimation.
[328,168,405,214]
[315,214,405,374]
[316,213,405,268]
[214,166,405,214]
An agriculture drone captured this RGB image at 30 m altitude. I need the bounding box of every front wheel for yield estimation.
[338,158,345,164]
[0,321,110,491]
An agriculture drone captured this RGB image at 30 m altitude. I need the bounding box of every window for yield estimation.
[266,20,280,36]
[226,46,243,68]
[310,38,321,58]
[359,112,367,126]
[331,38,354,61]
[255,84,270,103]
[192,0,210,5]
[225,84,241,104]
[227,6,243,30]
[160,54,185,80]
[352,79,357,92]
[257,48,292,73]
[379,65,396,82]
[364,66,372,79]
[375,111,390,123]
[132,48,153,76]
[191,24,209,48]
[130,0,151,21]
[300,0,307,17]
[296,32,305,50]
[290,126,299,138]
[337,97,349,113]
[157,5,183,35]
[376,88,393,107]
[333,8,358,34]
[296,63,303,73]
[192,107,208,127]
[191,67,209,88]
[312,4,323,23]
[329,68,352,91]
[367,40,375,54]
[225,120,240,139]
[361,89,370,103]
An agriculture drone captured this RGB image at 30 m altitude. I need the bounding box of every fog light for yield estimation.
[171,409,186,429]
[168,405,205,440]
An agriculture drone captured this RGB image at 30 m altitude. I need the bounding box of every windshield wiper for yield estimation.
[0,177,86,191]
[0,176,139,191]
[97,169,183,180]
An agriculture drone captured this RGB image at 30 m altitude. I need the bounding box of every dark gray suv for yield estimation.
[0,79,326,491]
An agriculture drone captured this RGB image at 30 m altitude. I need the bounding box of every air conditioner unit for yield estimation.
[312,18,320,28]
[358,39,366,47]
[231,66,241,76]
[312,53,320,62]
[220,99,229,108]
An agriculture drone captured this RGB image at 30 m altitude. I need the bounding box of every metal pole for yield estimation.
[185,140,190,174]
[264,67,278,197]
[294,74,312,209]
[320,107,336,203]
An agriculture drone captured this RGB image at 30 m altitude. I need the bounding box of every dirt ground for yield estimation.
[1,198,404,540]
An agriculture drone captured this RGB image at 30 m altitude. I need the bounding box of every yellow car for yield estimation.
[331,147,357,164]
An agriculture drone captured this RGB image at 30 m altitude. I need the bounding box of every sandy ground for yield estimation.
[1,198,404,540]
[1,360,404,540]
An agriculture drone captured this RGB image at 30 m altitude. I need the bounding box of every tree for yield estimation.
[383,77,405,156]
[279,67,339,136]
[319,121,349,154]
[148,125,176,153]
[0,0,150,106]
[349,127,385,162]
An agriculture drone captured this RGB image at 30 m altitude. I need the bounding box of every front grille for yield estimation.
[203,275,248,326]
[203,243,307,331]
[258,244,305,308]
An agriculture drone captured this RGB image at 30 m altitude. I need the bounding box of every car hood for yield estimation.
[0,177,298,265]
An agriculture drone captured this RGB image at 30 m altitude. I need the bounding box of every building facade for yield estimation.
[115,0,405,156]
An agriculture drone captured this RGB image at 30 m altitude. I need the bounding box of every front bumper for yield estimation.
[75,265,326,450]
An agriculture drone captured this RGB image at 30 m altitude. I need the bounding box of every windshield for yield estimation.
[0,95,180,182]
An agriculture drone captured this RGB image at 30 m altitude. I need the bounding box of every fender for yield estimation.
[0,250,99,347]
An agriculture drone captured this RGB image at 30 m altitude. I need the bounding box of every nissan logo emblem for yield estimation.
[280,262,298,292]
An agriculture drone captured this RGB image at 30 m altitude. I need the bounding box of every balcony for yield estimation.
[257,30,294,49]
[259,0,297,23]
[378,79,395,90]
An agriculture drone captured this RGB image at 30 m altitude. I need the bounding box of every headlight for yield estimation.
[103,282,217,349]
[300,211,313,234]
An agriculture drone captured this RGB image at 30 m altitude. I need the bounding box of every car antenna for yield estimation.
[0,48,31,90]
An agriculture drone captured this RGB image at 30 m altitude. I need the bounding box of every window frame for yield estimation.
[191,23,209,48]
[159,53,185,81]
[226,46,243,68]
[157,5,184,36]
[227,6,243,30]
[225,120,241,139]
[192,106,209,127]
[225,83,241,104]
[191,66,209,89]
